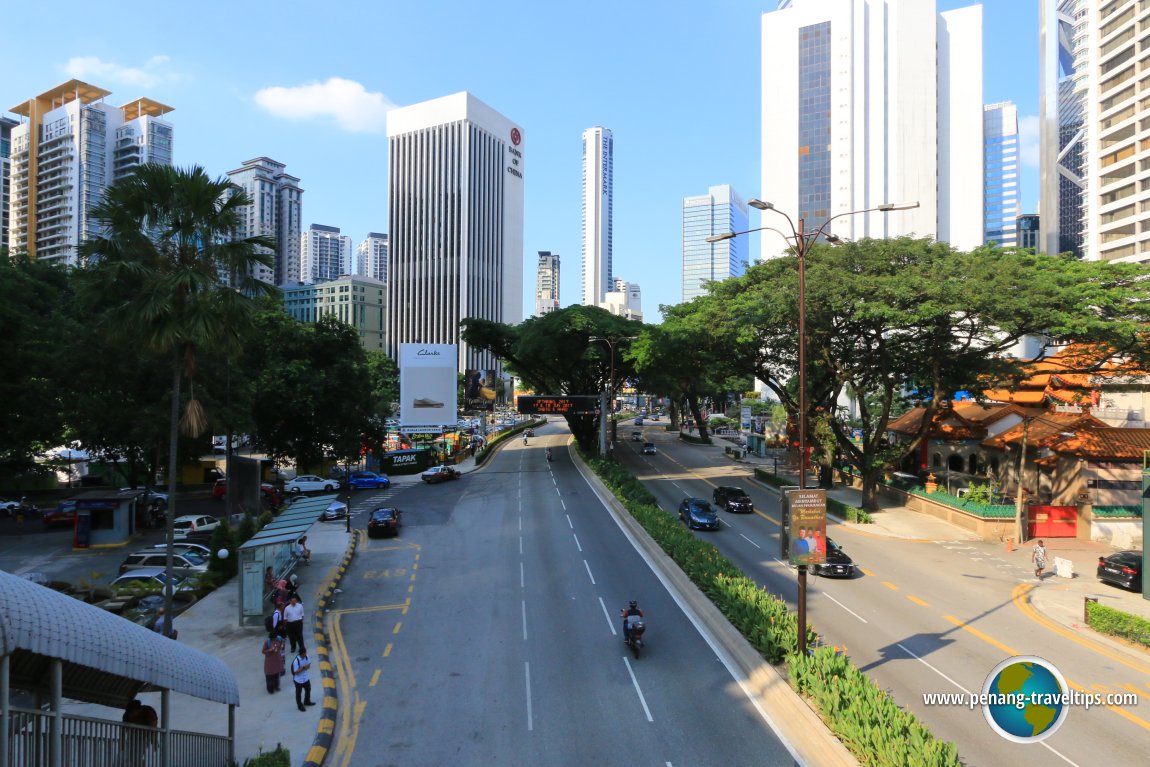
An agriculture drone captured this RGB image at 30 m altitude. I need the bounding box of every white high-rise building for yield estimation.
[535,251,560,317]
[1,116,17,250]
[761,0,983,251]
[984,102,1020,247]
[603,278,642,322]
[682,184,749,302]
[300,224,352,284]
[7,79,174,264]
[357,232,388,282]
[582,126,613,306]
[386,92,524,371]
[226,157,303,286]
[1042,0,1150,264]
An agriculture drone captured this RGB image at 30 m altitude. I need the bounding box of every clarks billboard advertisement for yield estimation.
[399,344,458,429]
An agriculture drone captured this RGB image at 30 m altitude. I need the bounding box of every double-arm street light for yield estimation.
[589,335,639,454]
[708,199,918,655]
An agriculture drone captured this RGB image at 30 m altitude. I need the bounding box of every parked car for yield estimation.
[172,514,220,539]
[148,542,212,558]
[367,507,402,538]
[0,498,22,517]
[421,465,461,484]
[642,442,657,455]
[1097,551,1143,592]
[285,474,340,494]
[110,567,193,593]
[811,539,856,578]
[212,480,282,508]
[712,486,754,514]
[119,549,209,578]
[678,498,720,531]
[42,501,78,527]
[348,471,391,490]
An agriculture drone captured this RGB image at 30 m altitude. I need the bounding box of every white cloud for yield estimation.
[63,55,175,90]
[1019,114,1040,168]
[254,78,395,134]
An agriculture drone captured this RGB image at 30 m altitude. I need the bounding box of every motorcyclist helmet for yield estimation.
[629,600,638,610]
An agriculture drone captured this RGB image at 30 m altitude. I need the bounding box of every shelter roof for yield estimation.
[0,570,238,709]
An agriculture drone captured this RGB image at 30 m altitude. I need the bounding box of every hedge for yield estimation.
[585,452,959,766]
[233,745,290,767]
[1086,599,1150,648]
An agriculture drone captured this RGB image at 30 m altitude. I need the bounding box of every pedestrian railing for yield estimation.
[5,706,230,767]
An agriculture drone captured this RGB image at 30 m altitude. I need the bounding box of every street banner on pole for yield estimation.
[785,489,827,566]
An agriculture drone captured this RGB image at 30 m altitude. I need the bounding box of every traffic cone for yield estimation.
[1006,538,1014,552]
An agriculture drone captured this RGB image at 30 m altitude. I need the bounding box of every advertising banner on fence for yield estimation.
[399,344,458,429]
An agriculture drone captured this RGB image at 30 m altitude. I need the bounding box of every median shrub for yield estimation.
[1086,600,1150,648]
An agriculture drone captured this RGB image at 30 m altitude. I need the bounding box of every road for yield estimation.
[615,427,1150,766]
[325,422,798,767]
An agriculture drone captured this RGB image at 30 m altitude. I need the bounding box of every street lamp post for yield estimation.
[708,199,918,656]
[588,336,638,454]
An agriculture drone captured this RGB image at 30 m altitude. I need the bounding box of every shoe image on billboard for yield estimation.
[413,398,444,408]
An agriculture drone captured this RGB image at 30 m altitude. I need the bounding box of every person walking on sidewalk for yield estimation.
[283,594,306,653]
[291,648,317,712]
[262,630,285,693]
[1032,539,1048,579]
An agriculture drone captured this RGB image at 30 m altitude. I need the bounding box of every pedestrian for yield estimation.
[264,566,276,601]
[121,698,158,766]
[262,630,285,693]
[297,536,311,566]
[1032,539,1048,579]
[283,594,305,653]
[152,608,176,639]
[291,647,317,712]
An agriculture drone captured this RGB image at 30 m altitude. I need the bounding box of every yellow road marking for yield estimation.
[906,595,930,607]
[393,621,402,634]
[857,567,876,577]
[369,669,380,687]
[942,615,1019,656]
[881,581,899,591]
[383,643,392,658]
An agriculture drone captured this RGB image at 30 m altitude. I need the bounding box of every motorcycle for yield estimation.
[621,611,646,659]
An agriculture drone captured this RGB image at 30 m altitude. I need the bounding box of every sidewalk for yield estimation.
[708,435,1150,650]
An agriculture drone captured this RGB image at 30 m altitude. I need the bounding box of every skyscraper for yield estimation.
[282,274,386,351]
[1017,214,1040,251]
[582,126,613,306]
[535,251,560,317]
[7,79,174,264]
[984,102,1020,247]
[357,233,388,282]
[386,92,524,371]
[1,116,17,250]
[226,157,303,286]
[300,224,352,284]
[761,1,983,250]
[682,184,749,302]
[1039,0,1086,259]
[602,278,642,322]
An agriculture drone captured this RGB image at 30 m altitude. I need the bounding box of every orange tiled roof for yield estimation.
[888,402,1020,439]
[981,412,1109,450]
[984,344,1150,407]
[1036,427,1150,464]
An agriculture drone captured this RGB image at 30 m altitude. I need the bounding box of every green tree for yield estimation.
[77,164,276,630]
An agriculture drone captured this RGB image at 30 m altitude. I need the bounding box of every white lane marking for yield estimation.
[566,514,573,529]
[519,516,522,531]
[599,597,617,636]
[822,592,867,623]
[525,662,533,731]
[623,656,654,722]
[555,486,562,496]
[895,643,970,694]
[519,536,523,555]
[584,559,596,585]
[739,533,761,549]
[522,600,528,641]
[520,561,525,589]
[573,533,583,552]
[561,499,567,511]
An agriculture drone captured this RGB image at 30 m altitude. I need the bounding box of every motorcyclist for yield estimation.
[545,448,552,462]
[523,433,529,445]
[621,600,644,643]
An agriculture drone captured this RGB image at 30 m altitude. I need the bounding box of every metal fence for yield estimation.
[5,707,230,767]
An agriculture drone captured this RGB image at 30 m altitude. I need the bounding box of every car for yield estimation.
[367,507,402,538]
[678,498,720,531]
[348,471,391,490]
[0,498,23,516]
[212,480,283,508]
[712,486,754,514]
[172,514,220,539]
[1097,550,1143,592]
[811,538,855,578]
[109,567,193,593]
[285,474,340,494]
[642,442,657,455]
[148,542,212,558]
[634,417,644,426]
[421,465,461,484]
[119,549,209,578]
[42,500,78,527]
[321,500,349,521]
[631,431,642,441]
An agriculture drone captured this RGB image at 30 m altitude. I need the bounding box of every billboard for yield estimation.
[783,488,827,566]
[464,369,501,411]
[399,344,458,428]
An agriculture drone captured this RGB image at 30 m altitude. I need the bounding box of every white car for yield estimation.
[148,542,212,557]
[110,567,194,592]
[285,474,340,494]
[172,514,221,539]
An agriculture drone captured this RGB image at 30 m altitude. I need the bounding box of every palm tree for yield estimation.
[78,164,276,631]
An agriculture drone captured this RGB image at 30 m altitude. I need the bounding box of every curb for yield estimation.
[302,528,360,767]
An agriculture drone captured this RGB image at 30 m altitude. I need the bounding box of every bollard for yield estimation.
[1005,537,1014,552]
[1084,596,1098,624]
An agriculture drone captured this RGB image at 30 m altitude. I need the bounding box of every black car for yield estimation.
[712,486,754,514]
[1097,550,1143,592]
[811,538,855,578]
[678,498,720,531]
[367,507,402,538]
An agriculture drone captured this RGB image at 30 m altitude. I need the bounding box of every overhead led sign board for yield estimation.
[517,395,600,415]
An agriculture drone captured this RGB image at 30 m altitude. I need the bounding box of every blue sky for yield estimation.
[3,0,1038,321]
